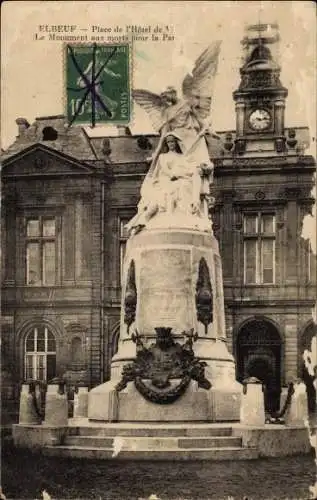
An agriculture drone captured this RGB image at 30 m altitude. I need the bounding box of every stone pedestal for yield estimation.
[113,227,231,367]
[279,386,288,412]
[119,381,209,421]
[73,387,89,418]
[89,381,210,421]
[18,383,41,425]
[240,378,265,426]
[285,382,308,426]
[88,381,119,422]
[89,225,241,422]
[44,384,68,426]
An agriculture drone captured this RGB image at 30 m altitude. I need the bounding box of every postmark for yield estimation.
[65,43,131,126]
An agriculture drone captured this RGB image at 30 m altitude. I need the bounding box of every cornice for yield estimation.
[213,155,316,170]
[233,86,288,99]
[226,299,316,308]
[232,199,287,208]
[214,187,315,207]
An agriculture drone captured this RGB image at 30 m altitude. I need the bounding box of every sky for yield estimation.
[1,1,316,150]
[1,1,316,247]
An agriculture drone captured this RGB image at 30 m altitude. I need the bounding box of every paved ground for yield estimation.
[2,438,316,500]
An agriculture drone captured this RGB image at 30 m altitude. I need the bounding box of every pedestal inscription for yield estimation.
[138,248,192,335]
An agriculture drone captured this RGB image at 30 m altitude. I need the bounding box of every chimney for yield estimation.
[16,118,30,136]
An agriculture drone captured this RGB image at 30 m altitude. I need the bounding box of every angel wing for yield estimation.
[132,89,167,132]
[182,41,222,120]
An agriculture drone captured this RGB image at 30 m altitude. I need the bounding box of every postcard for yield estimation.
[1,2,316,500]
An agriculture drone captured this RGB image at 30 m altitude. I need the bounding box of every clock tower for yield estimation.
[233,23,288,155]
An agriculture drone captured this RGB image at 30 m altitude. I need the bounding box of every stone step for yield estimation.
[178,437,242,448]
[44,445,259,461]
[65,435,242,449]
[66,436,114,447]
[68,424,233,438]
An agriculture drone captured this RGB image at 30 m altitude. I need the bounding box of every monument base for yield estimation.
[88,380,241,422]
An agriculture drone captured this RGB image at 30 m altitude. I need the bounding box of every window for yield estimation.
[24,326,56,381]
[119,219,130,284]
[243,213,275,284]
[42,126,58,141]
[26,217,57,285]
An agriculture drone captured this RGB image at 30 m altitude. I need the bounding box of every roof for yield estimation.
[1,115,96,163]
[1,114,312,166]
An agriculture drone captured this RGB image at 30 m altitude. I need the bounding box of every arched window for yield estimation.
[24,326,56,381]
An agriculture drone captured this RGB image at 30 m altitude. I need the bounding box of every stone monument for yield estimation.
[88,41,242,422]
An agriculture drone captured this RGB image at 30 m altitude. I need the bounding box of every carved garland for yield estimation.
[195,258,213,334]
[134,375,191,404]
[124,260,137,333]
[115,327,211,404]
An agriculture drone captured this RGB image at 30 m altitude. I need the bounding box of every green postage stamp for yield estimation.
[65,43,131,126]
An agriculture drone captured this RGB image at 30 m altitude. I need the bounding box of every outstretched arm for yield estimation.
[103,67,121,78]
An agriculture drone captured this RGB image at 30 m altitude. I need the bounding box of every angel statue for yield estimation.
[127,41,222,234]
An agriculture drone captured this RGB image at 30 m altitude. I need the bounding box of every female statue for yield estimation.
[126,133,212,234]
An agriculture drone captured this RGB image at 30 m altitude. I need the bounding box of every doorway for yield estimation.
[236,318,282,413]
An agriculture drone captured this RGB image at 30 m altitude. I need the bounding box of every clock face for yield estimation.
[249,109,272,131]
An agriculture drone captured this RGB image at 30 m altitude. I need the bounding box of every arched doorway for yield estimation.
[236,318,282,413]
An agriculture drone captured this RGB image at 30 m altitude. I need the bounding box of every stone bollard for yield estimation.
[19,381,42,425]
[285,380,308,426]
[279,386,289,413]
[44,380,68,426]
[73,386,89,418]
[240,377,265,426]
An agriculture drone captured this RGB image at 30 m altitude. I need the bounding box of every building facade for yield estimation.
[1,24,316,414]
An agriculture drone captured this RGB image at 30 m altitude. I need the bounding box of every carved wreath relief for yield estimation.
[115,327,211,404]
